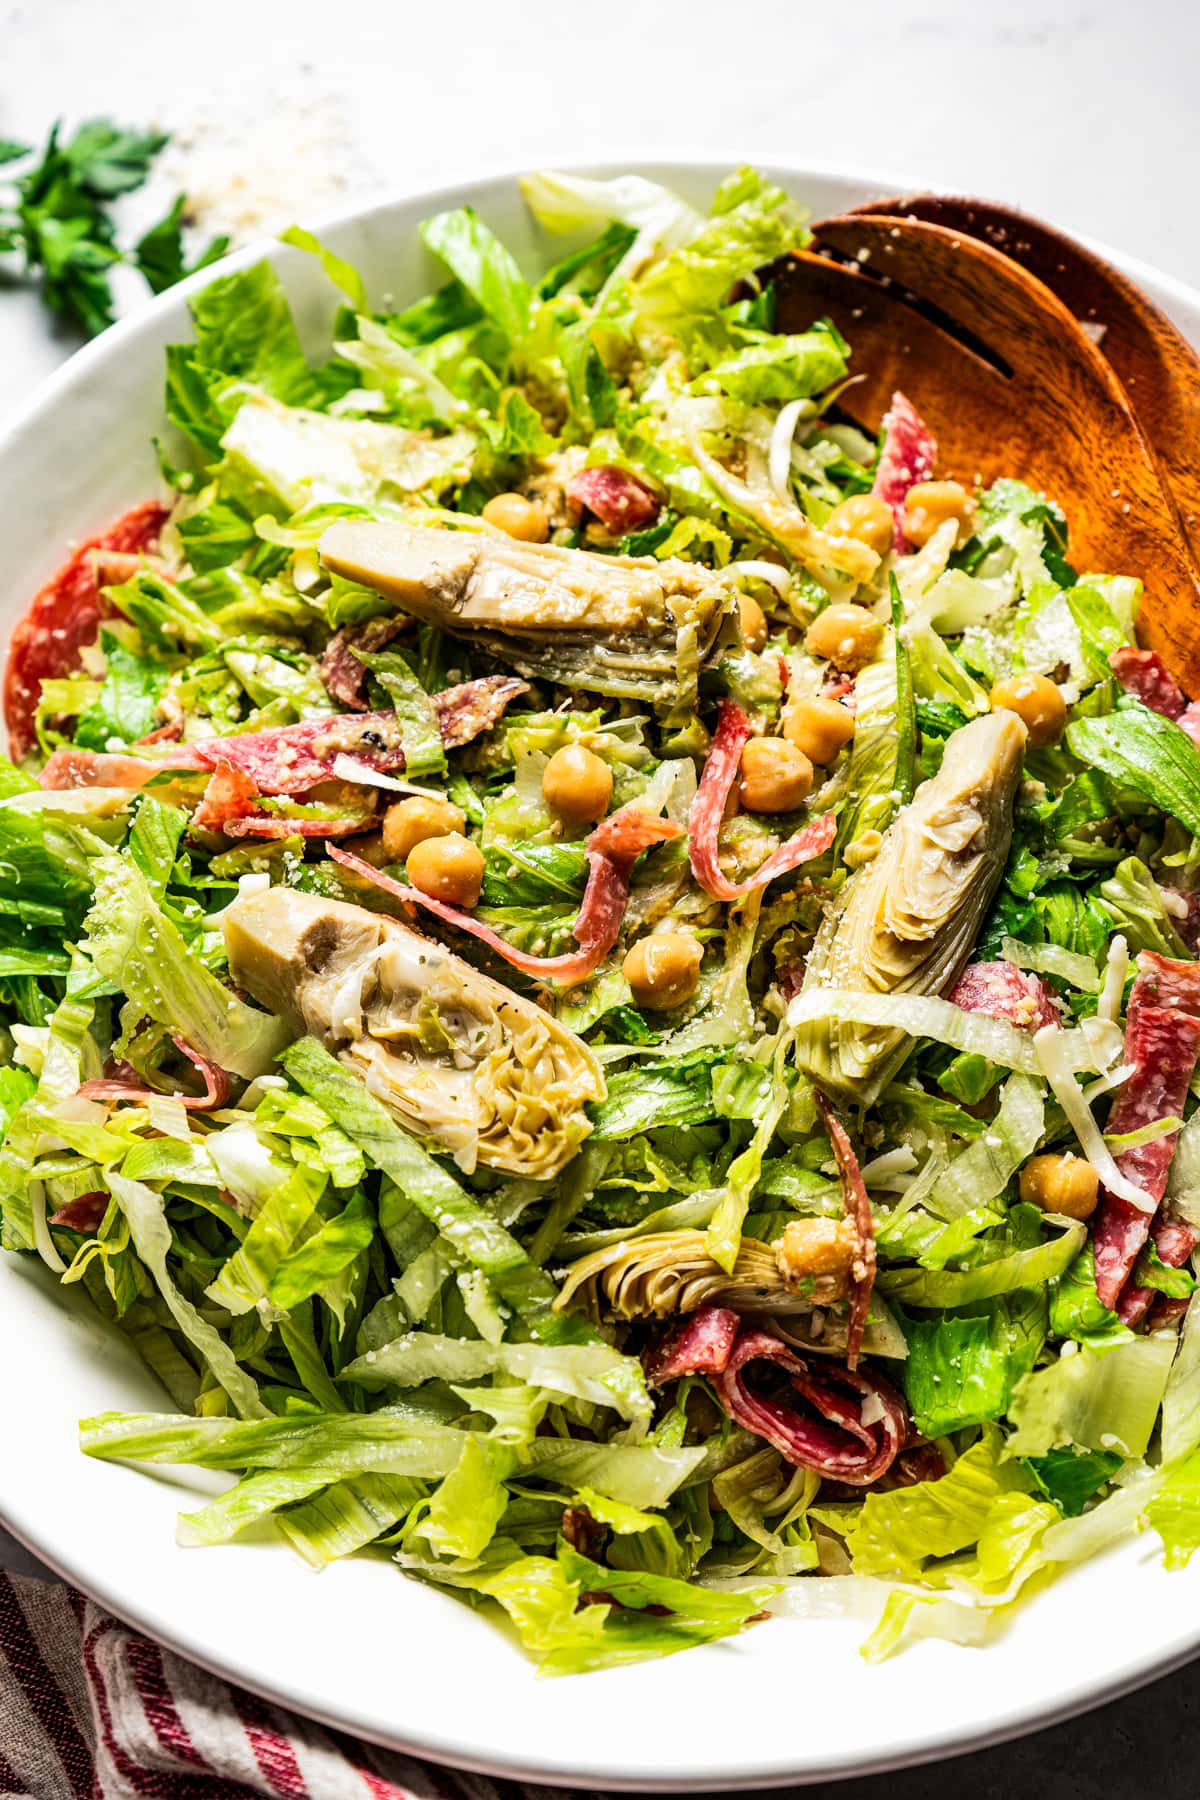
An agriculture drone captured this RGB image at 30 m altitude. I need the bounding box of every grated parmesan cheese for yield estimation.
[156,82,385,248]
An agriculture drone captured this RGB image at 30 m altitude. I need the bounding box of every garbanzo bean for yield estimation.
[903,480,977,549]
[776,1216,859,1290]
[804,603,883,671]
[481,491,549,543]
[781,693,856,765]
[542,744,613,825]
[739,736,814,813]
[406,833,485,909]
[1018,1153,1100,1221]
[623,932,703,1011]
[989,673,1067,748]
[347,830,390,868]
[825,492,894,559]
[382,795,467,864]
[738,592,768,652]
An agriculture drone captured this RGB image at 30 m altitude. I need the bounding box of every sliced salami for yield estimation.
[689,700,836,901]
[643,1304,741,1385]
[434,676,530,747]
[567,465,660,534]
[871,392,937,548]
[78,1035,232,1111]
[711,1328,906,1485]
[40,677,527,805]
[814,1093,876,1371]
[319,617,407,710]
[1108,646,1186,719]
[49,1192,109,1233]
[5,500,169,761]
[331,805,683,989]
[1093,954,1200,1311]
[38,748,197,791]
[946,960,1062,1032]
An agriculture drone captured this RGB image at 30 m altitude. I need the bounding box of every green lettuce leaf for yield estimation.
[106,1175,267,1419]
[186,261,312,404]
[421,1434,512,1559]
[706,323,845,405]
[83,853,290,1080]
[420,207,531,341]
[282,1039,557,1316]
[341,1330,652,1428]
[353,648,445,776]
[840,1428,1028,1581]
[276,1474,422,1567]
[266,1188,376,1313]
[879,1218,1084,1308]
[408,1539,770,1675]
[903,1292,1045,1437]
[73,631,168,750]
[588,1058,718,1138]
[1066,704,1200,837]
[924,1074,1044,1222]
[1145,1449,1200,1569]
[1007,1333,1176,1459]
[1025,1447,1122,1517]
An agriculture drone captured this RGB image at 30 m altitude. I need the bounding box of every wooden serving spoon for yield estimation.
[772,213,1200,693]
[841,192,1200,572]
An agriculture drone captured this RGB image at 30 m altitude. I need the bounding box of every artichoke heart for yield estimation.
[555,1229,852,1322]
[319,519,737,707]
[794,710,1027,1101]
[224,887,604,1179]
[554,1227,905,1357]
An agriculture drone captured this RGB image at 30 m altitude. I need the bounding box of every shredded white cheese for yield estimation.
[331,754,443,799]
[1098,934,1130,1024]
[1001,935,1100,993]
[1033,1024,1154,1210]
[768,400,810,505]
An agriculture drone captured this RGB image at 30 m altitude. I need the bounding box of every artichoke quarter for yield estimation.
[792,710,1027,1102]
[319,518,737,709]
[224,887,604,1179]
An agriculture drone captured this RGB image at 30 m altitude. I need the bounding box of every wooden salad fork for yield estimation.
[843,192,1200,574]
[771,210,1200,693]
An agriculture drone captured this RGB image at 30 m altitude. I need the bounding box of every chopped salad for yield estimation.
[5,167,1200,1672]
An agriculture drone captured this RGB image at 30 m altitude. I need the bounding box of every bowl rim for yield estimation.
[2,151,1200,1792]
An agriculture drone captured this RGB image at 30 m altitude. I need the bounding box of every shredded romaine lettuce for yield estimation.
[4,162,1198,1675]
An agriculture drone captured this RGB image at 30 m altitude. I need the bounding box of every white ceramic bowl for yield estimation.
[2,161,1199,1791]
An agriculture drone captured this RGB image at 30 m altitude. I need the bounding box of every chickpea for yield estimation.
[782,693,855,766]
[1019,1153,1100,1221]
[481,491,549,543]
[382,795,467,864]
[825,492,894,559]
[542,744,613,825]
[739,736,814,813]
[776,1217,859,1292]
[623,932,702,1011]
[804,603,883,672]
[406,832,484,909]
[989,672,1067,747]
[903,479,977,550]
[347,830,391,868]
[738,592,768,652]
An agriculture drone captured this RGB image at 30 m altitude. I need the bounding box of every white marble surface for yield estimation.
[1,1,1198,1787]
[3,0,1200,418]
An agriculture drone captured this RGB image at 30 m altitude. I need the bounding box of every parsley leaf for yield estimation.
[0,117,225,337]
[135,196,230,296]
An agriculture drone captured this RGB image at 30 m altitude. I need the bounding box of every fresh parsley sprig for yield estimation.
[0,118,228,337]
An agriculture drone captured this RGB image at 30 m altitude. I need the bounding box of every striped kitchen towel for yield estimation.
[0,1571,580,1800]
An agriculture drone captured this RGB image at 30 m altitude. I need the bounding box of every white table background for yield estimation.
[2,0,1199,1790]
